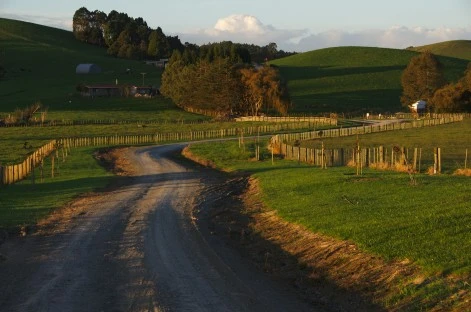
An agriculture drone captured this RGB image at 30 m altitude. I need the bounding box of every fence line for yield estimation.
[1,140,57,186]
[273,115,464,144]
[272,115,465,170]
[0,122,325,186]
[234,116,337,125]
[275,144,457,174]
[0,115,465,186]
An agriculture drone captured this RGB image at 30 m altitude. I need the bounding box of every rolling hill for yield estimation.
[0,18,177,121]
[1,18,469,117]
[271,46,469,115]
[408,40,471,61]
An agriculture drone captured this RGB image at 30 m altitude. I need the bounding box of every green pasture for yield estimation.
[187,120,471,309]
[0,147,113,229]
[188,137,471,275]
[301,118,471,173]
[0,18,201,122]
[271,46,469,115]
[0,120,328,164]
[410,40,471,61]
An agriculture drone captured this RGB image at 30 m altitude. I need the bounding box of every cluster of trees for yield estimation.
[73,7,183,59]
[160,51,291,117]
[72,7,296,62]
[401,51,471,112]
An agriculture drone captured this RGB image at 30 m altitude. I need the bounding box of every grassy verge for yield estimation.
[187,139,471,309]
[0,147,113,230]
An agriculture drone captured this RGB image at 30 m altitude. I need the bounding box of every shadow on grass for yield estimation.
[280,65,405,81]
[195,171,386,312]
[291,89,403,114]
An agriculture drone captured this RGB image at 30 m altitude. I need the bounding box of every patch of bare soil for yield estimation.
[184,147,470,311]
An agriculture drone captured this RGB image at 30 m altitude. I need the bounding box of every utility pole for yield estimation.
[140,72,147,86]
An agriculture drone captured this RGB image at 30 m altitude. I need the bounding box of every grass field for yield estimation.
[187,127,471,309]
[271,46,469,115]
[410,40,471,61]
[0,147,113,229]
[301,118,471,173]
[0,18,200,122]
[188,133,471,275]
[1,18,470,309]
[0,120,325,164]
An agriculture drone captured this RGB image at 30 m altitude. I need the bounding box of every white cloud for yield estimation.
[3,11,470,53]
[177,16,471,52]
[291,26,471,52]
[177,14,308,49]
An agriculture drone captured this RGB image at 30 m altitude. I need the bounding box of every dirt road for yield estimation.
[0,145,320,312]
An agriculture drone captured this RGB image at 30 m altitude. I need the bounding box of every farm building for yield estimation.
[81,84,121,97]
[145,59,169,68]
[80,84,159,98]
[76,63,102,74]
[410,100,427,113]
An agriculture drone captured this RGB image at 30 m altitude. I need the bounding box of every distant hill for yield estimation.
[408,40,471,61]
[0,18,163,113]
[1,18,468,115]
[271,46,469,115]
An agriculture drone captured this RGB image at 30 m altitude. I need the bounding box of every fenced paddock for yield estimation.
[0,122,326,186]
[271,115,466,173]
[0,141,57,185]
[1,115,465,186]
[234,116,337,125]
[275,144,465,174]
[274,115,463,144]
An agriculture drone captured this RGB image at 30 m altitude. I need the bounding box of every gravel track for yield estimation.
[0,144,320,312]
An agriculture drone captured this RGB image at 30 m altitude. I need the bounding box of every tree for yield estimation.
[400,51,446,107]
[430,83,466,112]
[72,7,91,42]
[72,8,106,46]
[430,63,471,112]
[462,63,471,91]
[103,10,130,47]
[147,27,170,59]
[239,65,290,116]
[161,53,240,113]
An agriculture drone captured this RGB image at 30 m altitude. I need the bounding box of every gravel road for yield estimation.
[0,144,321,312]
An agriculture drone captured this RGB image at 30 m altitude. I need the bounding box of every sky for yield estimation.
[1,0,471,52]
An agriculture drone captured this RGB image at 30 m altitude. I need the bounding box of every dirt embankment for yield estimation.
[183,146,471,312]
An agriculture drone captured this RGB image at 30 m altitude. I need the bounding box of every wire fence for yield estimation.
[271,115,466,173]
[0,121,332,186]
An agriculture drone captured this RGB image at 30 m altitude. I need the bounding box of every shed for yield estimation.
[82,84,121,97]
[410,100,426,113]
[76,63,102,74]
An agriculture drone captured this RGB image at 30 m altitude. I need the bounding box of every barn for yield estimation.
[76,63,102,74]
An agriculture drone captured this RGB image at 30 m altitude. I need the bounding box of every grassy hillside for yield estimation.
[0,18,469,118]
[409,40,471,61]
[271,46,469,115]
[0,18,200,122]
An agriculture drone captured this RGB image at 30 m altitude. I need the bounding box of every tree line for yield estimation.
[72,7,295,62]
[160,52,291,117]
[401,51,471,112]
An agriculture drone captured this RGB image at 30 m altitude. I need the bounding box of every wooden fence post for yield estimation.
[438,147,441,173]
[433,148,442,174]
[413,148,418,171]
[465,149,468,169]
